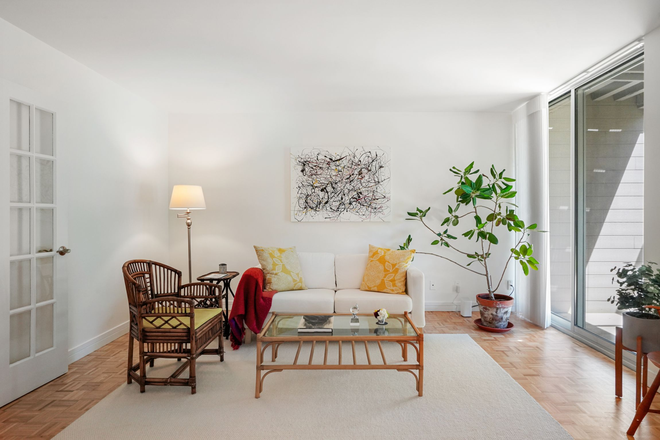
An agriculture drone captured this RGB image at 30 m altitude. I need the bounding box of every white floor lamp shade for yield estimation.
[170,185,206,210]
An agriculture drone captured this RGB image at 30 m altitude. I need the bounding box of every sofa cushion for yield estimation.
[361,245,415,295]
[297,252,335,290]
[254,246,307,291]
[334,289,413,315]
[270,289,335,314]
[335,254,368,290]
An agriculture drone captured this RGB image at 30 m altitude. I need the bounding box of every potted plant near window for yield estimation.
[608,262,660,353]
[400,162,542,330]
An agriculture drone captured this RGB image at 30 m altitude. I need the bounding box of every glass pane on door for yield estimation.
[10,311,31,364]
[35,159,54,204]
[35,109,54,156]
[577,56,644,342]
[10,154,30,203]
[10,260,31,311]
[10,207,31,257]
[36,257,54,303]
[36,305,54,353]
[10,100,30,152]
[35,208,54,254]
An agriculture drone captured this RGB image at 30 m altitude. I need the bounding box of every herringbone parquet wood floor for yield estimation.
[0,312,658,439]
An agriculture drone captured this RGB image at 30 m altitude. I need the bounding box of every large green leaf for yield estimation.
[475,174,483,189]
[521,261,529,276]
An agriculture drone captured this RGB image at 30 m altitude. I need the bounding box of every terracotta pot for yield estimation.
[622,311,660,353]
[476,293,514,329]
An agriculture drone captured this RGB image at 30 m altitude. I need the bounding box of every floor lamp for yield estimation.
[169,185,206,283]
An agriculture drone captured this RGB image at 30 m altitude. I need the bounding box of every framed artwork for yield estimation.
[291,147,391,222]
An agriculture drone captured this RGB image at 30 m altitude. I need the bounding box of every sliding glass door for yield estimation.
[576,55,644,343]
[550,53,644,348]
[549,94,574,328]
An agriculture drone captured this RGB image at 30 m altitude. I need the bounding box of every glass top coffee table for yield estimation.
[255,312,424,398]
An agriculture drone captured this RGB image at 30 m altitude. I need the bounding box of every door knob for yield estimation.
[57,246,71,256]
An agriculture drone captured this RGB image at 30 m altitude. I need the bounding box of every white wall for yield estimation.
[644,27,660,264]
[168,112,514,309]
[0,18,170,361]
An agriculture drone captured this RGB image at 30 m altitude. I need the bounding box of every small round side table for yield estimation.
[197,271,240,338]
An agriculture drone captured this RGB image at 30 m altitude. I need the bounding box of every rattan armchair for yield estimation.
[122,260,224,394]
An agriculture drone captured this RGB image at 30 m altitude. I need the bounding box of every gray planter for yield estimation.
[622,312,660,353]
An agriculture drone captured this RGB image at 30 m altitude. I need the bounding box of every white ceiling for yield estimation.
[1,0,660,113]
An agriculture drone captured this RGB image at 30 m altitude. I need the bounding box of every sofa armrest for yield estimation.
[406,266,425,328]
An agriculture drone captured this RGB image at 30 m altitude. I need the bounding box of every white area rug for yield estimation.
[56,334,571,440]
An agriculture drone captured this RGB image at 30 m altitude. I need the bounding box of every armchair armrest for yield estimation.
[406,266,425,328]
[180,282,223,309]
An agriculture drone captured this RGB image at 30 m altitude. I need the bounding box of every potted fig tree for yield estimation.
[400,162,542,330]
[608,262,660,353]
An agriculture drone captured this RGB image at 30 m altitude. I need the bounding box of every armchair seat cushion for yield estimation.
[143,308,222,329]
[334,289,413,315]
[270,289,335,314]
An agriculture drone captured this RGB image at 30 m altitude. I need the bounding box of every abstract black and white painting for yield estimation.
[291,147,391,222]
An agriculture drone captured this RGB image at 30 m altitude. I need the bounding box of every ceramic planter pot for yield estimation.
[476,293,514,329]
[622,311,660,353]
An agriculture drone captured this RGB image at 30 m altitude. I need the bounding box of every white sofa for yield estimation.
[262,252,425,328]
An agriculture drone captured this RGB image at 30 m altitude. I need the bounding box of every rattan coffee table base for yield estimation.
[255,312,424,398]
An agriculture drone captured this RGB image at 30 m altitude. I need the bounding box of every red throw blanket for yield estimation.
[228,268,276,350]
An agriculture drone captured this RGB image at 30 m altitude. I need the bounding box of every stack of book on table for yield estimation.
[297,315,333,334]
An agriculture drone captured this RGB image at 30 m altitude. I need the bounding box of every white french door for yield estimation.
[0,80,68,407]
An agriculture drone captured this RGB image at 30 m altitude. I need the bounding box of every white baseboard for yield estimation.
[68,320,129,364]
[425,300,478,312]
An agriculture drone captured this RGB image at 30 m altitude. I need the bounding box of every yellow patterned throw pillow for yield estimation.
[360,245,415,295]
[254,246,307,292]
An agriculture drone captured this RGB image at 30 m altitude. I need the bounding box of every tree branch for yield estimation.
[493,232,526,292]
[476,205,492,295]
[416,252,487,276]
[419,217,474,258]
